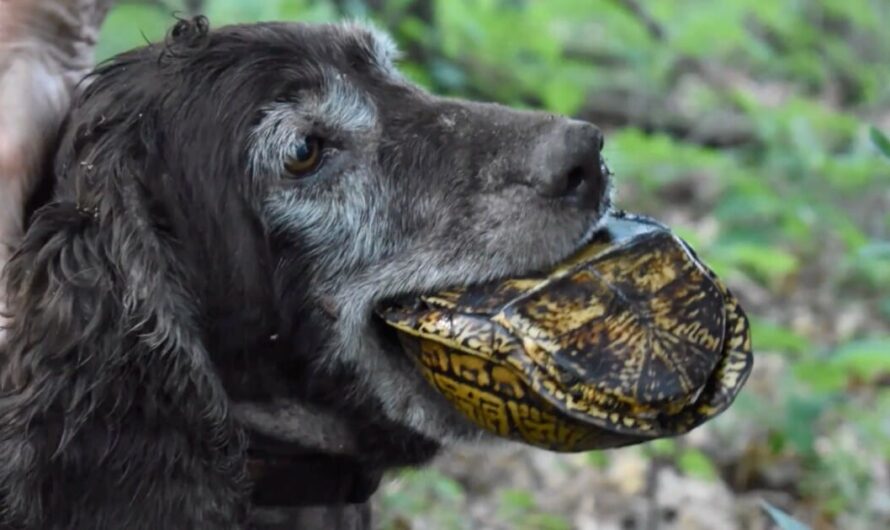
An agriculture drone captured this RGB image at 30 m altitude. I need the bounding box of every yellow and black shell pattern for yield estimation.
[377,212,753,452]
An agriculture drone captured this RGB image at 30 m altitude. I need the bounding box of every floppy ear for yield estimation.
[0,190,249,529]
[0,70,250,530]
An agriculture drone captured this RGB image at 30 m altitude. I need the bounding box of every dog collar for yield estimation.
[247,452,382,507]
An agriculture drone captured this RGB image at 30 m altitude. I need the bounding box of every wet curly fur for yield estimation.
[0,16,609,529]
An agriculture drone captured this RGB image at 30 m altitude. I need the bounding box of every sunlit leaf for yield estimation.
[499,489,536,511]
[793,361,847,392]
[645,438,677,458]
[714,242,799,284]
[585,451,609,469]
[750,319,813,356]
[678,449,718,481]
[541,78,586,115]
[830,339,890,380]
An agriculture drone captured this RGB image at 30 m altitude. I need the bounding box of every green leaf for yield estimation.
[541,78,586,116]
[760,500,812,530]
[585,451,610,469]
[750,319,813,356]
[677,449,718,481]
[497,488,538,524]
[714,242,800,284]
[767,430,787,454]
[646,438,677,458]
[784,394,829,455]
[870,126,890,159]
[793,361,847,392]
[431,475,466,502]
[524,513,572,530]
[793,338,890,392]
[830,338,890,380]
[499,488,536,512]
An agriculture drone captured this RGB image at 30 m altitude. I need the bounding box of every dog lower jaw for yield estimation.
[315,286,475,444]
[350,323,487,444]
[319,207,617,445]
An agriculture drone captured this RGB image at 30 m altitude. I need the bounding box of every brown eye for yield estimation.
[284,137,322,176]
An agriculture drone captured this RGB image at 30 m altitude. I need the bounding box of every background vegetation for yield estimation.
[97,1,890,528]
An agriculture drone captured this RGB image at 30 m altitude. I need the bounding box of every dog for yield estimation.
[0,17,611,529]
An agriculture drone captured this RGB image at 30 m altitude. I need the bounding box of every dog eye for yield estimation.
[284,137,323,176]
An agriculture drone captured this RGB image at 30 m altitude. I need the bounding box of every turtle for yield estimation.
[376,211,753,452]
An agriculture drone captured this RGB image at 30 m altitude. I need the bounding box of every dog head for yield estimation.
[54,18,611,441]
[242,21,612,442]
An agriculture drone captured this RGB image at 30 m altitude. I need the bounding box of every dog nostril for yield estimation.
[535,121,608,207]
[556,157,604,198]
[564,166,586,195]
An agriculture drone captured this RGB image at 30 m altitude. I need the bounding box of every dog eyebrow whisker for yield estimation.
[247,73,377,178]
[317,71,377,133]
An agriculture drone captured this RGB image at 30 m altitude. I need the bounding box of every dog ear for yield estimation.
[0,182,250,530]
[0,47,252,530]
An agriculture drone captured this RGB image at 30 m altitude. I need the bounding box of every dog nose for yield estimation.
[535,121,607,208]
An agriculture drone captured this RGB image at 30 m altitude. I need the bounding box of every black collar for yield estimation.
[248,452,382,507]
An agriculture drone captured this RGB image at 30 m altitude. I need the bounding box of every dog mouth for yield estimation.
[370,190,612,318]
[364,210,617,440]
[374,206,612,312]
[368,210,613,355]
[360,200,617,440]
[370,156,614,317]
[369,210,754,451]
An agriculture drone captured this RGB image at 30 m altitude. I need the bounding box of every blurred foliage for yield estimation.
[97,0,890,528]
[376,469,573,529]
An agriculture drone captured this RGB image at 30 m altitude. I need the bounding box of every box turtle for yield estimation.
[376,211,753,452]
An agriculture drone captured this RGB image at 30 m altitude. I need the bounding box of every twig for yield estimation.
[577,88,758,148]
[612,0,666,41]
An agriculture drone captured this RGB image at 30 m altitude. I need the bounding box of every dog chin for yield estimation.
[354,317,487,443]
[355,216,620,445]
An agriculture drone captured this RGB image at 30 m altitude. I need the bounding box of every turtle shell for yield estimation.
[377,212,753,452]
